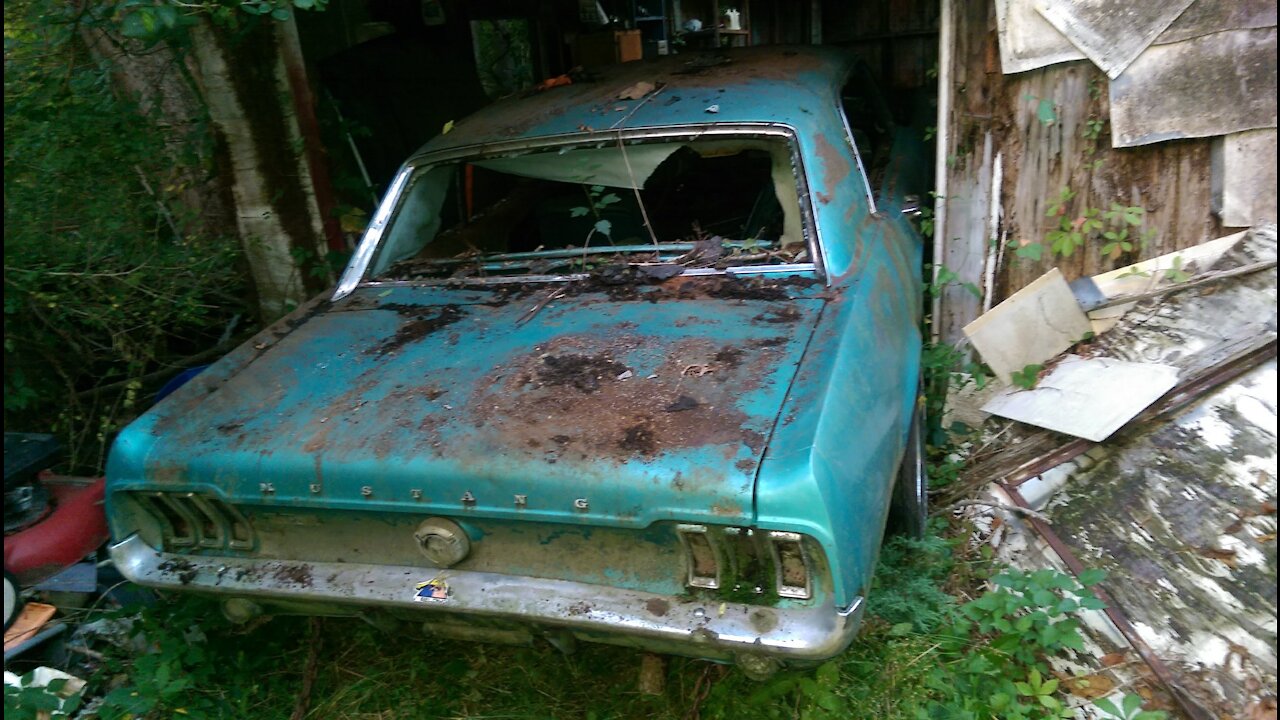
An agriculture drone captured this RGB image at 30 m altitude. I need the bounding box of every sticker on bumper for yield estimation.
[414,577,450,603]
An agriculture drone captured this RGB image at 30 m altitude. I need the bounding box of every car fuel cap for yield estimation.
[413,517,470,567]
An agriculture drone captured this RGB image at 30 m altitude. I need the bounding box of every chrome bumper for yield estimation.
[110,533,862,662]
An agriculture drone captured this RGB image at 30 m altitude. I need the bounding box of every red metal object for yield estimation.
[3,475,109,586]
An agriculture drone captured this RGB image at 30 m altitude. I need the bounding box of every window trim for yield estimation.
[835,71,879,215]
[333,123,827,301]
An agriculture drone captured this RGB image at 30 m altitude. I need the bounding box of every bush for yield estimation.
[4,0,249,471]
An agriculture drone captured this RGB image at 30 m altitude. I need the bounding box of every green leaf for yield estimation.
[1037,99,1057,125]
[1059,631,1085,651]
[271,7,291,20]
[1093,697,1121,717]
[569,206,590,218]
[593,219,612,236]
[1123,693,1143,715]
[816,690,843,711]
[889,622,915,636]
[1011,364,1043,390]
[1014,242,1044,261]
[1077,568,1106,586]
[815,661,840,687]
[120,8,159,39]
[154,4,179,27]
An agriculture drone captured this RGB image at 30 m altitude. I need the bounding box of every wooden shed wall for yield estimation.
[824,0,939,104]
[935,0,1229,344]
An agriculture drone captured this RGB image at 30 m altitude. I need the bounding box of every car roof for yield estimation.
[411,46,857,159]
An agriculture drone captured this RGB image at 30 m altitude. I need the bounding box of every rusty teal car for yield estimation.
[104,46,927,677]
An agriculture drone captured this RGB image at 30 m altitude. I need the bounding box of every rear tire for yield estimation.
[888,405,928,539]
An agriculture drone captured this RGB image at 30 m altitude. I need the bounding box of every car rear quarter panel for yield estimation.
[757,117,923,608]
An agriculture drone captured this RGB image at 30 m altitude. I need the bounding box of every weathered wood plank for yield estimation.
[939,6,1227,322]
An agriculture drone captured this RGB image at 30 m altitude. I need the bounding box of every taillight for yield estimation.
[677,525,817,601]
[767,531,812,599]
[135,492,254,551]
[676,524,722,589]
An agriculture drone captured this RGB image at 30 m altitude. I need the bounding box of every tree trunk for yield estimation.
[82,17,333,320]
[78,27,237,247]
[189,17,332,320]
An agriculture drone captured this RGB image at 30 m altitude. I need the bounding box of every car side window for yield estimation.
[839,65,894,192]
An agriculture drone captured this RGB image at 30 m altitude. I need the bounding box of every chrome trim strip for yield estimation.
[355,263,819,289]
[139,495,187,547]
[184,494,227,549]
[110,534,862,662]
[409,123,799,165]
[835,98,878,214]
[333,166,412,301]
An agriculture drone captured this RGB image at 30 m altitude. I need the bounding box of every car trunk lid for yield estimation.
[135,277,825,527]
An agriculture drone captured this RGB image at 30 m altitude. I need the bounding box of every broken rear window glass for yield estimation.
[367,138,810,281]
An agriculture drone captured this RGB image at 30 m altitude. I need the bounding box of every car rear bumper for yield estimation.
[109,533,862,663]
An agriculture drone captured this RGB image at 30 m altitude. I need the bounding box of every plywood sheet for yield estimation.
[1218,129,1279,228]
[1158,0,1277,44]
[1087,231,1247,334]
[1110,27,1278,148]
[1035,0,1196,79]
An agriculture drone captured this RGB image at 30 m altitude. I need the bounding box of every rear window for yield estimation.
[367,137,810,281]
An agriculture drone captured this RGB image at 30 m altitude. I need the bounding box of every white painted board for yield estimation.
[995,0,1277,75]
[996,0,1086,74]
[1034,0,1196,79]
[963,268,1094,385]
[982,354,1178,441]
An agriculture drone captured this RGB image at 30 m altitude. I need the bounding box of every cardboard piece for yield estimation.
[3,602,56,652]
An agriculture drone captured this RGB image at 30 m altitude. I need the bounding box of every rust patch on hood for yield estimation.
[470,334,779,463]
[368,304,466,355]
